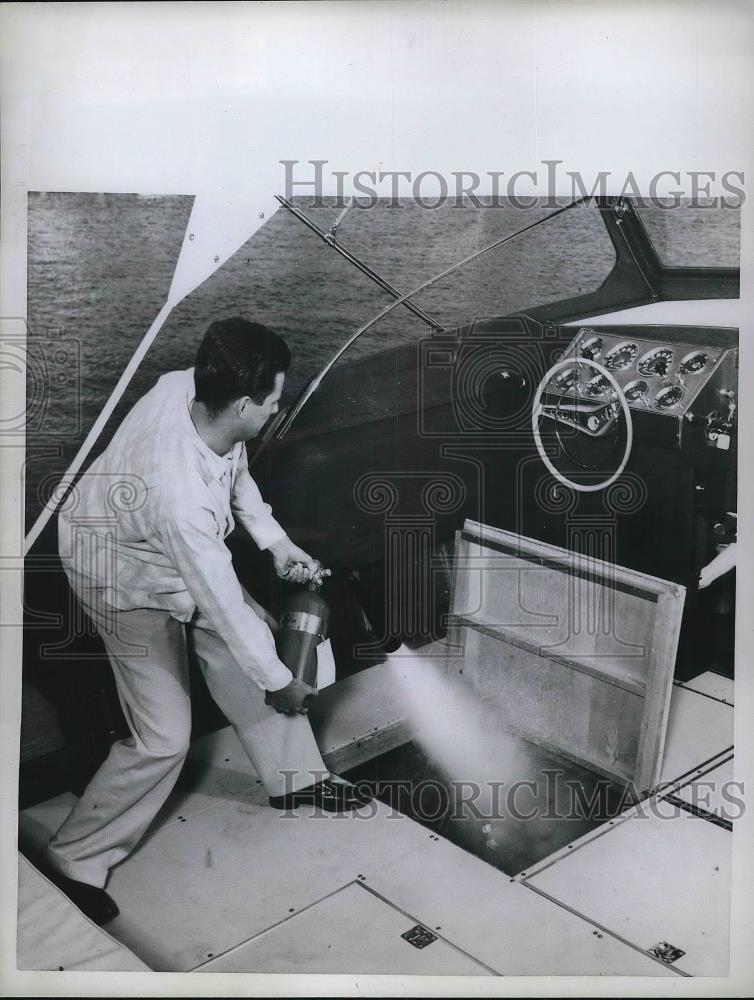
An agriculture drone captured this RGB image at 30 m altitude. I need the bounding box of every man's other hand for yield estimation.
[269,536,331,585]
[265,676,317,716]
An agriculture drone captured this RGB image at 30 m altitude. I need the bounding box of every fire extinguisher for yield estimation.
[275,581,330,688]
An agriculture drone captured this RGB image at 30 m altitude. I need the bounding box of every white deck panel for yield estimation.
[18,781,678,977]
[673,756,737,821]
[660,684,733,785]
[527,810,731,976]
[362,834,677,976]
[198,881,494,975]
[22,792,438,971]
[679,671,734,705]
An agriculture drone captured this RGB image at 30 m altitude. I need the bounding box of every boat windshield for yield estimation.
[324,197,616,337]
[636,199,740,268]
[248,197,618,439]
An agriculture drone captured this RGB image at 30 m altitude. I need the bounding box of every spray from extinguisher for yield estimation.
[276,580,330,689]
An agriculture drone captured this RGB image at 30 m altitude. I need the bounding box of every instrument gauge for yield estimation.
[679,350,710,374]
[655,385,684,409]
[579,335,604,361]
[604,341,639,370]
[637,347,674,378]
[624,379,649,403]
[586,373,611,396]
[552,366,581,392]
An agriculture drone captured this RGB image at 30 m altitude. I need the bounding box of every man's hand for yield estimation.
[269,536,331,585]
[265,676,317,716]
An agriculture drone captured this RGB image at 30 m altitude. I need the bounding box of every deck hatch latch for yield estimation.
[402,925,437,949]
[648,941,685,964]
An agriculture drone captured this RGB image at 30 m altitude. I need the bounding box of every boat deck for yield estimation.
[17,665,733,977]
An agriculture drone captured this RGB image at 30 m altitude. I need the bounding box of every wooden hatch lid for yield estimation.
[449,519,686,792]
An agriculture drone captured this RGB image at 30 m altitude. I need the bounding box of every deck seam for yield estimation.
[664,752,734,797]
[658,745,735,797]
[187,879,358,972]
[662,793,734,831]
[520,882,690,977]
[673,678,734,707]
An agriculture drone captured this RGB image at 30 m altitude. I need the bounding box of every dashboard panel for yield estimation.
[560,327,730,419]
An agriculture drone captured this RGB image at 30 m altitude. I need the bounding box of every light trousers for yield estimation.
[43,588,328,889]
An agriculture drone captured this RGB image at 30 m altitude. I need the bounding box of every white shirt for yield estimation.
[58,368,292,691]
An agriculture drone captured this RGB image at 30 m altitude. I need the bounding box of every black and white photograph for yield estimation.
[1,2,753,996]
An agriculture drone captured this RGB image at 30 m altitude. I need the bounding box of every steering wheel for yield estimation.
[532,357,633,493]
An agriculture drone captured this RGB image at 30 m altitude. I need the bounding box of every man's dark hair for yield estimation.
[194,318,291,416]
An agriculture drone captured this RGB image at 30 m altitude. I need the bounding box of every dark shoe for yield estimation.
[269,778,373,813]
[36,861,119,926]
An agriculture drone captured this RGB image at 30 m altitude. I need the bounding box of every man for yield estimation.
[42,317,369,925]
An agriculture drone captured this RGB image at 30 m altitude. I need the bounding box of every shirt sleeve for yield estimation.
[230,445,287,551]
[159,498,292,692]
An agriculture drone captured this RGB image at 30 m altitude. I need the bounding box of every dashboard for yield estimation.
[557,327,729,418]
